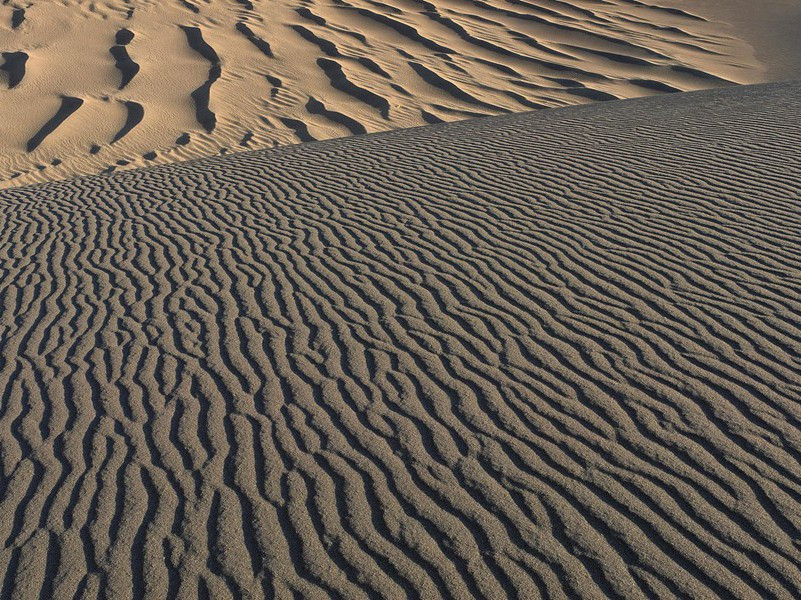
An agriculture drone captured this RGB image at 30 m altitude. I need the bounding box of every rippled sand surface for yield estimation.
[1,82,800,598]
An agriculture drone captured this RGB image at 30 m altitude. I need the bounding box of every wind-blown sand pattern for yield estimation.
[1,81,800,598]
[0,0,759,187]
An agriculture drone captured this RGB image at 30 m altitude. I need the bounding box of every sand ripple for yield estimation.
[0,82,800,598]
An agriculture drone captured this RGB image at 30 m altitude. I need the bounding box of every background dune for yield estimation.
[0,82,800,598]
[666,0,801,81]
[0,0,761,187]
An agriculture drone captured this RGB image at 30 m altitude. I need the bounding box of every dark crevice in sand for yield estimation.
[348,7,454,54]
[115,28,135,45]
[26,96,84,152]
[292,25,340,57]
[306,96,367,135]
[265,74,282,98]
[671,64,732,82]
[10,7,24,29]
[355,56,390,78]
[111,101,144,143]
[408,61,504,111]
[631,78,682,93]
[235,22,274,58]
[181,26,221,132]
[317,57,390,119]
[0,51,27,88]
[568,45,654,66]
[109,44,140,90]
[421,109,444,123]
[295,6,326,26]
[565,86,618,101]
[629,0,706,21]
[180,25,219,63]
[416,0,554,67]
[179,0,200,14]
[504,90,549,109]
[279,117,316,142]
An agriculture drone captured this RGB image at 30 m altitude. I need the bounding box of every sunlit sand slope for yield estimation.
[0,0,758,187]
[0,82,800,598]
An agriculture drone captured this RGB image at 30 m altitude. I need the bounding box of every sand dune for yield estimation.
[0,81,800,598]
[666,0,801,81]
[0,0,760,187]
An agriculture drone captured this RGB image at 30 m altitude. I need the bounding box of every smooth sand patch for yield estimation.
[665,0,801,81]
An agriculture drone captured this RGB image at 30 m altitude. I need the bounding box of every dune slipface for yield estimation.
[1,82,801,598]
[0,0,760,187]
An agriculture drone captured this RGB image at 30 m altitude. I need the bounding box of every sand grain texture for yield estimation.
[0,81,800,598]
[0,0,760,187]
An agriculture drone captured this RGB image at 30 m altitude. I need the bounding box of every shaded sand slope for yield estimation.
[667,0,801,81]
[0,0,759,187]
[2,82,801,598]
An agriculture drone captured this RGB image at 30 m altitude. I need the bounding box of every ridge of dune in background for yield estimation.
[1,81,800,598]
[0,0,760,188]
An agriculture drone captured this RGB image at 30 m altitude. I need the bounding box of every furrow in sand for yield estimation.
[111,101,145,144]
[317,58,391,119]
[25,96,84,152]
[279,117,316,143]
[235,22,273,58]
[1,83,801,597]
[347,6,455,54]
[109,30,140,90]
[10,8,24,29]
[306,97,368,135]
[412,0,570,67]
[408,61,506,111]
[180,26,221,133]
[0,52,27,89]
[292,24,340,58]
